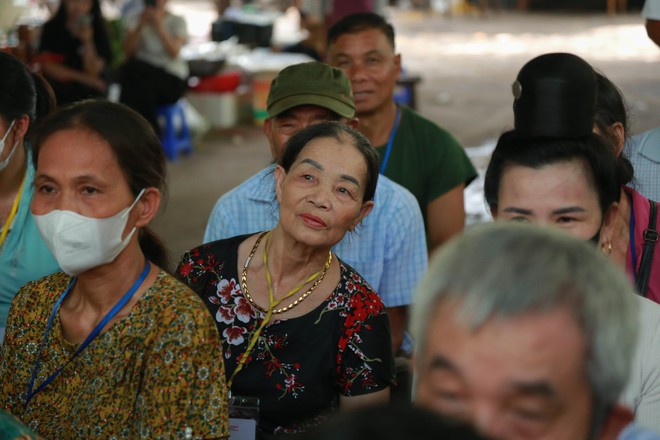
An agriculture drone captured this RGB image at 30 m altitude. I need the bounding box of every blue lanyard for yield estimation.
[26,262,151,407]
[629,192,638,281]
[379,106,401,174]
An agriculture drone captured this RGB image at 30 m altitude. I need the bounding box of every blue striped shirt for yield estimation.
[625,128,660,202]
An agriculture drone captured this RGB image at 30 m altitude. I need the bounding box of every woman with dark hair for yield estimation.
[176,121,394,438]
[0,52,59,344]
[484,53,622,248]
[38,0,113,105]
[484,52,660,431]
[592,71,660,304]
[487,55,660,303]
[0,100,228,439]
[484,129,621,242]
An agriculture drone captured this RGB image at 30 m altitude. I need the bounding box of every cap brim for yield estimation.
[267,94,355,119]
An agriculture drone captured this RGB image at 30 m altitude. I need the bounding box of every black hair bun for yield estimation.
[513,52,596,137]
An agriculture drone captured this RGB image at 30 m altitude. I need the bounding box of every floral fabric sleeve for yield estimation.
[176,246,223,295]
[0,290,24,409]
[0,277,59,412]
[336,268,396,396]
[136,293,229,439]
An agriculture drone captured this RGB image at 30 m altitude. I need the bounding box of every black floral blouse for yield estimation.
[176,234,395,437]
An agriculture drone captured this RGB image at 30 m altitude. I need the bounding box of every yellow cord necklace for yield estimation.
[0,177,25,251]
[229,230,331,388]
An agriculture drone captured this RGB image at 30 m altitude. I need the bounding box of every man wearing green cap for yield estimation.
[204,61,427,356]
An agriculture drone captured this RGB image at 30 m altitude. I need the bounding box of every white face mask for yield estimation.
[34,189,146,275]
[0,120,18,173]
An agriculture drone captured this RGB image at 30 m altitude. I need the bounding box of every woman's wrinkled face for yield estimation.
[493,160,604,241]
[31,128,141,238]
[274,136,374,249]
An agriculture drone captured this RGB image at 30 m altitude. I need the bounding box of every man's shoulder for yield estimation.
[165,11,187,29]
[638,296,660,338]
[401,105,454,134]
[217,166,275,204]
[619,423,660,440]
[399,105,462,148]
[204,166,277,242]
[374,175,419,211]
[635,127,660,162]
[359,176,424,240]
[643,0,660,19]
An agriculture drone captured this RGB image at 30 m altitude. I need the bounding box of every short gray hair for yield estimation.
[411,222,638,406]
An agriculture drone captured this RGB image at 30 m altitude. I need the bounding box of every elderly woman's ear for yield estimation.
[274,165,286,203]
[351,201,374,232]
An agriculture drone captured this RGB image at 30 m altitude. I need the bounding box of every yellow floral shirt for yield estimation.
[0,270,229,439]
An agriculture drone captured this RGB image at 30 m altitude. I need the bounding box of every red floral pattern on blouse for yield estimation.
[176,234,395,436]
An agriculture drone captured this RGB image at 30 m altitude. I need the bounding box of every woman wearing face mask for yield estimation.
[38,0,113,105]
[0,100,229,439]
[176,122,395,438]
[484,52,660,431]
[0,52,60,344]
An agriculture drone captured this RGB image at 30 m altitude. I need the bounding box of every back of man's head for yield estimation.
[411,222,638,409]
[327,12,396,50]
[266,61,355,119]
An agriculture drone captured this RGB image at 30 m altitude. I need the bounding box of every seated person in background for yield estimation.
[288,0,382,60]
[38,0,113,105]
[624,127,660,202]
[204,61,427,356]
[0,100,228,439]
[484,52,660,431]
[119,0,189,134]
[411,222,655,439]
[327,12,478,253]
[177,122,395,438]
[0,52,59,344]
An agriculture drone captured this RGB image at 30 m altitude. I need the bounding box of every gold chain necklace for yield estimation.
[240,231,332,315]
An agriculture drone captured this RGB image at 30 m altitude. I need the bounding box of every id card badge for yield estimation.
[228,395,259,440]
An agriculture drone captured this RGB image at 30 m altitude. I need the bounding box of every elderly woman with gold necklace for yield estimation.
[177,121,395,438]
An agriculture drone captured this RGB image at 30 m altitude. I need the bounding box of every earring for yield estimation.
[601,241,612,256]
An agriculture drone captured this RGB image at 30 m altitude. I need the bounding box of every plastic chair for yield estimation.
[156,100,193,161]
[394,68,422,110]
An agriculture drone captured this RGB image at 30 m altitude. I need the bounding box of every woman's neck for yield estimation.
[609,188,632,267]
[358,101,399,147]
[67,241,150,315]
[264,226,331,294]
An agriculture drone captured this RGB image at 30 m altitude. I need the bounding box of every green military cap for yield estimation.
[266,61,356,119]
